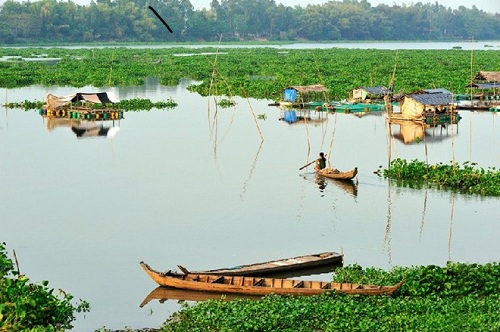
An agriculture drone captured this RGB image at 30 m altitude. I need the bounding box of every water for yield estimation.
[7,40,500,51]
[1,74,499,330]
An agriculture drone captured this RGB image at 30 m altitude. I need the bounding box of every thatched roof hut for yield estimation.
[397,89,455,120]
[351,85,392,101]
[473,71,500,83]
[282,84,328,102]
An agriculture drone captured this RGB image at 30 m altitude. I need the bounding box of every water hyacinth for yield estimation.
[377,158,500,196]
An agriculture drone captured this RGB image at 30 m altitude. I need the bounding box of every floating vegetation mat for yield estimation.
[376,158,500,196]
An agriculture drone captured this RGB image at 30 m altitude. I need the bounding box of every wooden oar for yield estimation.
[299,160,316,170]
[299,154,326,171]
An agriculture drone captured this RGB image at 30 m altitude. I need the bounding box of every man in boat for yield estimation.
[314,152,327,173]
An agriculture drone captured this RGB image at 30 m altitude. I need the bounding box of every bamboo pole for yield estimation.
[468,36,474,163]
[326,112,338,169]
[305,111,311,161]
[384,184,393,264]
[208,35,222,142]
[422,121,429,178]
[108,50,114,86]
[448,192,456,261]
[245,91,264,143]
[385,117,392,168]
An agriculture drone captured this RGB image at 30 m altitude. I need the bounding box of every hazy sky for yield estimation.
[0,0,497,14]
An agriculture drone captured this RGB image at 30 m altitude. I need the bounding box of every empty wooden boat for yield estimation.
[140,262,404,296]
[177,252,343,276]
[318,167,358,181]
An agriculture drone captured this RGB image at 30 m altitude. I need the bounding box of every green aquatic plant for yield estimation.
[159,263,499,332]
[1,47,499,100]
[0,242,90,331]
[4,98,178,111]
[376,158,500,196]
[217,98,236,108]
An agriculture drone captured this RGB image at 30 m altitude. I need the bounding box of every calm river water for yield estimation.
[1,44,499,331]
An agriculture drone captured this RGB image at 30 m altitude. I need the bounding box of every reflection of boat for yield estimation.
[316,174,358,196]
[140,262,403,296]
[318,167,358,181]
[178,252,343,277]
[140,286,262,307]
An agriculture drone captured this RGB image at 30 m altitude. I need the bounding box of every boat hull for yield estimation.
[140,262,403,296]
[185,252,343,276]
[318,167,358,181]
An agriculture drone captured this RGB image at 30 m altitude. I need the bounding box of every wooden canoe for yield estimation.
[177,252,343,277]
[140,262,404,296]
[318,167,358,181]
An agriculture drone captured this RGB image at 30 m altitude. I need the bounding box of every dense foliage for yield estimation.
[377,158,500,196]
[5,98,178,111]
[0,0,498,44]
[1,47,499,101]
[0,242,90,331]
[160,262,499,331]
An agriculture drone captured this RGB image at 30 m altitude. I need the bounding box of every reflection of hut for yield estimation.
[71,122,119,138]
[393,120,425,144]
[350,85,392,102]
[43,113,121,139]
[390,117,461,144]
[392,88,457,123]
[279,109,328,124]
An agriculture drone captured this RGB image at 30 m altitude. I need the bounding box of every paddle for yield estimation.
[299,154,327,171]
[299,160,316,171]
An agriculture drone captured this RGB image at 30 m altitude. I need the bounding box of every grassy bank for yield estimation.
[156,262,499,331]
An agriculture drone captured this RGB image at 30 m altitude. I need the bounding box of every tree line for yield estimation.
[0,0,499,44]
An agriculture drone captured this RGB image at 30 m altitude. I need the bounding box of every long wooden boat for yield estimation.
[177,252,343,276]
[140,262,404,296]
[318,167,358,181]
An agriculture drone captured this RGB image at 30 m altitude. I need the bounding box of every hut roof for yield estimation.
[407,92,453,106]
[467,82,500,89]
[357,85,392,95]
[423,88,453,95]
[286,84,328,93]
[473,71,500,82]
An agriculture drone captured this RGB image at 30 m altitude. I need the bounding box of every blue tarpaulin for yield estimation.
[283,88,298,102]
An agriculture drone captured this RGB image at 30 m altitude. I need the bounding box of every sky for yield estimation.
[0,0,497,14]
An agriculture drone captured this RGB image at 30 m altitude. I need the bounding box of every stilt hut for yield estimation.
[279,84,328,108]
[458,71,500,110]
[350,85,392,103]
[393,88,458,124]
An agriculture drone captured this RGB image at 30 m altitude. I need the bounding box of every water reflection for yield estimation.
[140,286,262,307]
[240,141,263,199]
[389,119,460,144]
[41,110,123,139]
[302,173,358,198]
[2,80,499,332]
